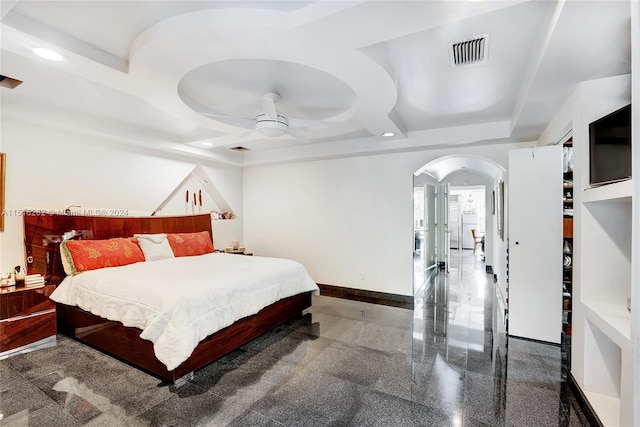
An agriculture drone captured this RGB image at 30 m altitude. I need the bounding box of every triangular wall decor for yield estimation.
[151,165,236,219]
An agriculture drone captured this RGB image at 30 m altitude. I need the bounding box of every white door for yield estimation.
[424,185,437,269]
[449,195,460,249]
[508,145,563,344]
[443,183,451,273]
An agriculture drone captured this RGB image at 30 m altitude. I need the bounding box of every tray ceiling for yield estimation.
[0,0,631,166]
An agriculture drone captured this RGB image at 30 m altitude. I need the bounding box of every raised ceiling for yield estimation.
[0,0,631,167]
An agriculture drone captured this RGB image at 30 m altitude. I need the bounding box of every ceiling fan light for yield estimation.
[256,118,288,137]
[257,127,287,137]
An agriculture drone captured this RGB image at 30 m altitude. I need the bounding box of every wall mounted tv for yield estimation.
[589,104,631,186]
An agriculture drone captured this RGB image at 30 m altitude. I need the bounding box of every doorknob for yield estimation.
[515,241,520,245]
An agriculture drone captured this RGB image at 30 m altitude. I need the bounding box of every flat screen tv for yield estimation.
[589,104,631,186]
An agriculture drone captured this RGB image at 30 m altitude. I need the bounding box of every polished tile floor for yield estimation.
[1,250,589,426]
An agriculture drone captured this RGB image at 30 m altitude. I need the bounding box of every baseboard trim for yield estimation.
[317,284,413,310]
[567,371,604,427]
[566,371,604,427]
[507,334,561,347]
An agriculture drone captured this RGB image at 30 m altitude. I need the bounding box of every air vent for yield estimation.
[230,146,250,152]
[450,35,488,66]
[0,75,23,89]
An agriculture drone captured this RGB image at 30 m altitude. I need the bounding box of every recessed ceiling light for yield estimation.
[382,132,395,137]
[32,48,64,61]
[200,141,213,147]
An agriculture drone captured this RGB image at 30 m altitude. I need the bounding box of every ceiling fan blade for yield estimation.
[237,128,255,138]
[198,112,255,129]
[261,94,278,120]
[288,117,342,128]
[198,112,249,119]
[197,130,258,148]
[287,127,311,143]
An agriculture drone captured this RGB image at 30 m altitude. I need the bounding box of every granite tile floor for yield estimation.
[1,250,590,426]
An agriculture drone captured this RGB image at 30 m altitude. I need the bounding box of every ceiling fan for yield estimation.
[198,93,339,143]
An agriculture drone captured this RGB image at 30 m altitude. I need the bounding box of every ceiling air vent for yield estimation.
[450,35,488,66]
[0,75,23,89]
[230,146,250,152]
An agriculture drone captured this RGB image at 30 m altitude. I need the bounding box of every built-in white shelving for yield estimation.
[575,75,634,427]
[545,5,640,424]
[582,179,632,203]
[584,392,621,427]
[538,72,635,426]
[583,300,631,347]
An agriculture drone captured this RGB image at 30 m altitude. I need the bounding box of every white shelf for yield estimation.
[582,179,632,203]
[583,300,631,348]
[584,391,620,427]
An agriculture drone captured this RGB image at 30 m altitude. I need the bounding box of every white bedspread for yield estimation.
[50,253,319,370]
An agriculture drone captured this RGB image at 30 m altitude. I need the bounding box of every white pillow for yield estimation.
[134,233,175,261]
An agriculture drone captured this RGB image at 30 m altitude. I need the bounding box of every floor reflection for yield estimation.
[412,249,589,426]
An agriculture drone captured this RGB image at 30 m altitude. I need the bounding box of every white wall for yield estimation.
[243,141,527,297]
[1,115,525,299]
[0,120,243,272]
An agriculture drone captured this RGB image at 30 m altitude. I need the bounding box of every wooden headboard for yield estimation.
[23,213,213,285]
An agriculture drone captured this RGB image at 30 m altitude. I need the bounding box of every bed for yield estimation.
[23,213,318,382]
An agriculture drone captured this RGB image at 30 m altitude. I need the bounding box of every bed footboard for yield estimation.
[57,292,312,382]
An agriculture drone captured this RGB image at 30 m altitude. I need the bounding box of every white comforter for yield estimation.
[50,253,319,370]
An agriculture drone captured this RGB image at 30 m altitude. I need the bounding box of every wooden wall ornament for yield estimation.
[151,165,236,219]
[497,180,505,241]
[0,153,5,232]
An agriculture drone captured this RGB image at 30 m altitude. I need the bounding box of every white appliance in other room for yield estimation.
[461,213,478,250]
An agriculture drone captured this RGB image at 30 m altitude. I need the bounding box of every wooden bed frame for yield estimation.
[23,213,313,382]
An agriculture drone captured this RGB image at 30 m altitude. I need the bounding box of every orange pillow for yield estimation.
[167,231,214,257]
[60,238,145,275]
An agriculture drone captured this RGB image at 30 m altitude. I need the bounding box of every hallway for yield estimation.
[412,249,588,426]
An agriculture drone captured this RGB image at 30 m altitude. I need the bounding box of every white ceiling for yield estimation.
[0,0,632,170]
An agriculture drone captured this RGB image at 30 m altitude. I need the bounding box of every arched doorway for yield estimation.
[413,155,506,290]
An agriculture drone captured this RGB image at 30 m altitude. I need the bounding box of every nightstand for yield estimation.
[227,251,253,256]
[224,248,253,256]
[0,284,56,359]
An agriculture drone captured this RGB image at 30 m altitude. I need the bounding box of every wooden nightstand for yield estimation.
[229,251,253,256]
[0,284,56,358]
[224,248,253,256]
